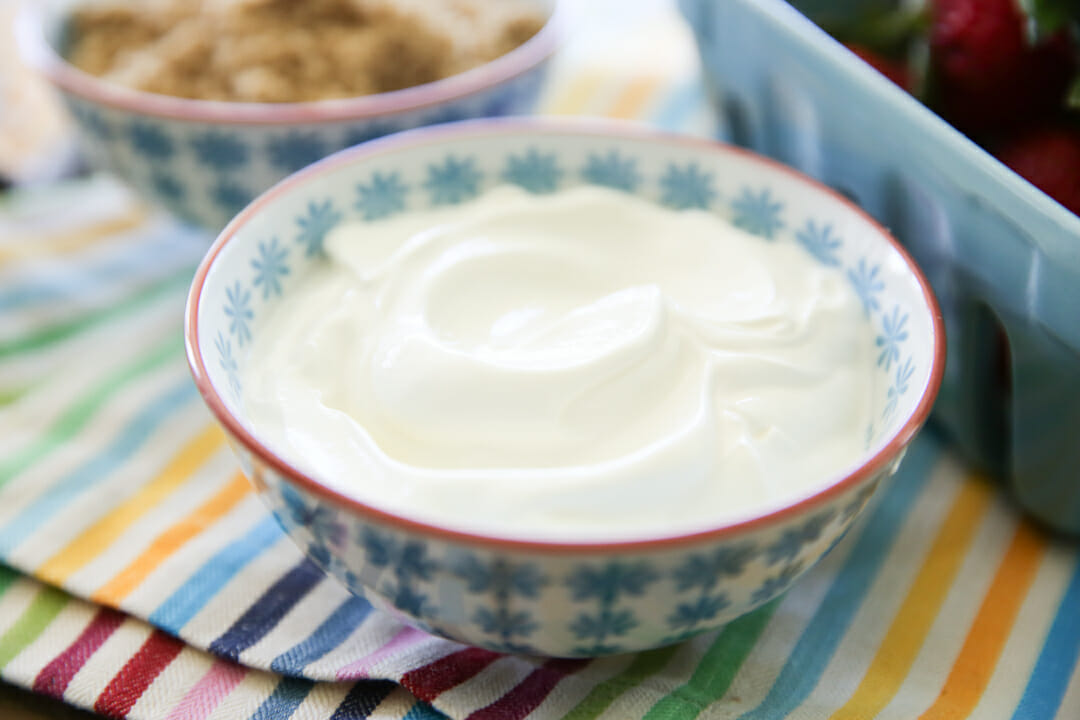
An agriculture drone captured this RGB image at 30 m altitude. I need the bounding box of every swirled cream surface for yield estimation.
[242,185,875,540]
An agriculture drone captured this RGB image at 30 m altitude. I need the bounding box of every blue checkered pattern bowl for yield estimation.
[185,120,945,656]
[17,0,558,230]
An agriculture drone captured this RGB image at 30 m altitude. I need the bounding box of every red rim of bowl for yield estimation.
[185,118,947,554]
[16,1,561,125]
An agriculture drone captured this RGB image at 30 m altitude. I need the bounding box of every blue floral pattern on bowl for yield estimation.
[503,148,563,194]
[189,123,942,656]
[659,162,716,210]
[44,0,552,233]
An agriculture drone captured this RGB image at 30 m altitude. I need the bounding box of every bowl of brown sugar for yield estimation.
[18,0,559,229]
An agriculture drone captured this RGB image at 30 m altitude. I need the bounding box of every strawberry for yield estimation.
[929,0,1076,139]
[845,43,913,90]
[996,124,1080,214]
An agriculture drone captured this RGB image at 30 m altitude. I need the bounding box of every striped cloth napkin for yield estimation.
[2,3,1079,718]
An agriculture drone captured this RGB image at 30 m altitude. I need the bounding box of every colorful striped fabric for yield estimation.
[2,4,1080,718]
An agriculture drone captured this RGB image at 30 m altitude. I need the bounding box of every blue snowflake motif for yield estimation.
[357,530,438,582]
[224,282,253,346]
[795,220,842,266]
[731,187,784,239]
[251,238,289,299]
[566,561,658,603]
[315,552,349,578]
[151,173,185,202]
[75,105,112,139]
[672,544,757,592]
[309,509,346,551]
[474,607,539,639]
[424,156,483,205]
[279,485,310,529]
[355,172,409,220]
[569,609,638,641]
[214,332,241,397]
[580,151,641,192]
[765,510,836,566]
[884,358,916,419]
[190,131,249,170]
[307,541,334,569]
[279,487,345,551]
[454,556,547,599]
[847,259,885,316]
[294,199,342,257]
[394,542,438,583]
[387,583,432,618]
[502,149,563,194]
[666,594,731,630]
[876,306,910,370]
[343,123,396,147]
[129,121,174,159]
[211,181,253,214]
[342,570,361,592]
[752,563,804,604]
[267,132,328,172]
[660,162,716,210]
[360,528,396,567]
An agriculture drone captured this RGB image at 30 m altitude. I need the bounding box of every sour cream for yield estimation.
[242,185,875,540]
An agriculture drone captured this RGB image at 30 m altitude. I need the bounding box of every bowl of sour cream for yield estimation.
[185,119,945,656]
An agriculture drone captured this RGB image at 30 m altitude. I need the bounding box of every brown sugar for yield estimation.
[65,0,546,103]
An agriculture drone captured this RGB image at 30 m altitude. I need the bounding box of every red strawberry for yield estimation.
[996,124,1080,215]
[929,0,1076,138]
[846,43,913,91]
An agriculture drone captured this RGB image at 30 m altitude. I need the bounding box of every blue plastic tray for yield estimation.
[680,0,1080,535]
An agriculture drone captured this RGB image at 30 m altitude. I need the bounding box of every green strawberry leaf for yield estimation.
[1068,75,1080,111]
[811,3,929,56]
[787,0,907,29]
[1017,0,1080,41]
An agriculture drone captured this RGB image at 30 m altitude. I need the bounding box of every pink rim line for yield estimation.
[184,118,948,555]
[15,1,562,125]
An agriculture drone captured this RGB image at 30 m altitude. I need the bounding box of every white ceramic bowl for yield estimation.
[17,0,558,229]
[185,120,945,656]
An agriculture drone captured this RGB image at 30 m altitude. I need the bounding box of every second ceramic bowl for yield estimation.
[18,0,559,229]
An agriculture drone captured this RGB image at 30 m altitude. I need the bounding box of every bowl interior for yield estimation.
[189,121,942,538]
[29,0,557,115]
